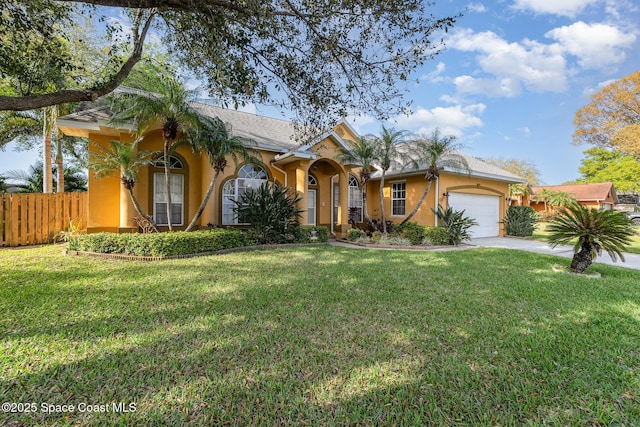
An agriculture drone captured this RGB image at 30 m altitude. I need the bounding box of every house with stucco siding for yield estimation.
[58,103,526,238]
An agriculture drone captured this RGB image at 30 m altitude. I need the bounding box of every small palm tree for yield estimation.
[372,126,410,234]
[400,129,468,226]
[547,205,634,273]
[548,191,577,210]
[110,66,201,230]
[336,136,377,224]
[89,139,159,232]
[184,116,260,231]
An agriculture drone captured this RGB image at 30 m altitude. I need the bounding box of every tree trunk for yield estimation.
[185,171,219,232]
[127,186,159,232]
[570,241,593,273]
[379,171,387,234]
[42,108,53,194]
[361,185,373,224]
[163,140,173,231]
[55,140,64,193]
[400,178,433,226]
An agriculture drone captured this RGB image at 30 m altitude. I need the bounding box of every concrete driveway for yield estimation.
[469,237,640,271]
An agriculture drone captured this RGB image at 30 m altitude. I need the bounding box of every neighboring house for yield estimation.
[58,104,525,238]
[530,182,618,213]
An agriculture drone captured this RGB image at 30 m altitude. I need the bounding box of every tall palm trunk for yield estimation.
[163,140,173,231]
[55,138,64,193]
[42,107,54,194]
[185,170,219,232]
[361,184,372,224]
[400,178,434,226]
[379,171,387,234]
[126,185,159,233]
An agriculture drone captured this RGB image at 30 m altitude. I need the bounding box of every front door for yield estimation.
[308,189,316,226]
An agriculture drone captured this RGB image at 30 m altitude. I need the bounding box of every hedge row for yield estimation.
[70,229,253,257]
[69,226,329,257]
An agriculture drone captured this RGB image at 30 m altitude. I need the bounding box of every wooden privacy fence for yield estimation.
[0,193,87,247]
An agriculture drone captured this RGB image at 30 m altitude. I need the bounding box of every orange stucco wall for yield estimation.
[367,173,511,234]
[85,120,513,237]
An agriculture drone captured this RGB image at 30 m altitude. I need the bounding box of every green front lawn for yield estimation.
[533,222,640,255]
[1,245,639,425]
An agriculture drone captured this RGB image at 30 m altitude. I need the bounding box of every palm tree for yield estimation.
[89,139,159,232]
[5,161,87,193]
[400,129,468,226]
[534,188,553,214]
[110,66,201,230]
[335,136,377,225]
[184,116,259,231]
[372,126,409,234]
[548,191,578,210]
[547,205,634,273]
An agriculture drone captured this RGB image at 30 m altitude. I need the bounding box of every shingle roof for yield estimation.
[58,100,305,153]
[192,104,300,152]
[531,182,617,202]
[371,150,527,183]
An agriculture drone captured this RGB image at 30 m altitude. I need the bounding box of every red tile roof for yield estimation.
[531,182,617,202]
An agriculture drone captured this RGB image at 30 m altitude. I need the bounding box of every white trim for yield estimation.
[308,189,317,226]
[391,180,407,217]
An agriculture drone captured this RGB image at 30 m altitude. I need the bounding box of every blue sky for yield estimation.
[2,0,639,185]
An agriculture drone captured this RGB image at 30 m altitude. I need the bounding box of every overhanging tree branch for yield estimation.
[0,9,156,112]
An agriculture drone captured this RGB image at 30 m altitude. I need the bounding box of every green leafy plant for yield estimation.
[503,205,538,237]
[71,229,252,257]
[400,222,425,245]
[293,226,329,243]
[347,228,366,242]
[233,182,303,244]
[432,205,478,246]
[378,234,412,246]
[547,205,634,273]
[422,226,449,246]
[55,219,86,249]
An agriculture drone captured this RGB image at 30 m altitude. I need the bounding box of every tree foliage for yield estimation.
[5,161,87,193]
[573,71,640,159]
[1,0,459,136]
[573,147,640,194]
[485,157,541,185]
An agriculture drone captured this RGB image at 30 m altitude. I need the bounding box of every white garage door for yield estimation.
[448,193,500,238]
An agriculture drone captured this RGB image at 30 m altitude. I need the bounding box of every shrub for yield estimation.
[547,205,634,273]
[346,228,366,242]
[422,226,449,246]
[400,222,425,245]
[378,235,412,246]
[432,205,478,246]
[294,226,329,243]
[72,229,252,257]
[233,182,303,244]
[504,206,538,236]
[371,230,382,243]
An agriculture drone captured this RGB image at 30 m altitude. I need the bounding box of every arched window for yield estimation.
[308,174,317,186]
[153,155,186,226]
[222,164,268,224]
[348,175,363,223]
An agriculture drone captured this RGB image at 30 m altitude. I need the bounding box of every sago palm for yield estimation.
[336,136,377,224]
[110,66,201,230]
[89,139,159,232]
[547,204,634,273]
[400,129,468,226]
[184,116,260,231]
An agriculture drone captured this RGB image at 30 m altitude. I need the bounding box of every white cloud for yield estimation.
[545,21,637,69]
[518,127,531,136]
[467,3,488,13]
[346,114,376,133]
[420,62,447,82]
[582,78,617,96]
[447,29,568,96]
[393,104,486,138]
[511,0,598,17]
